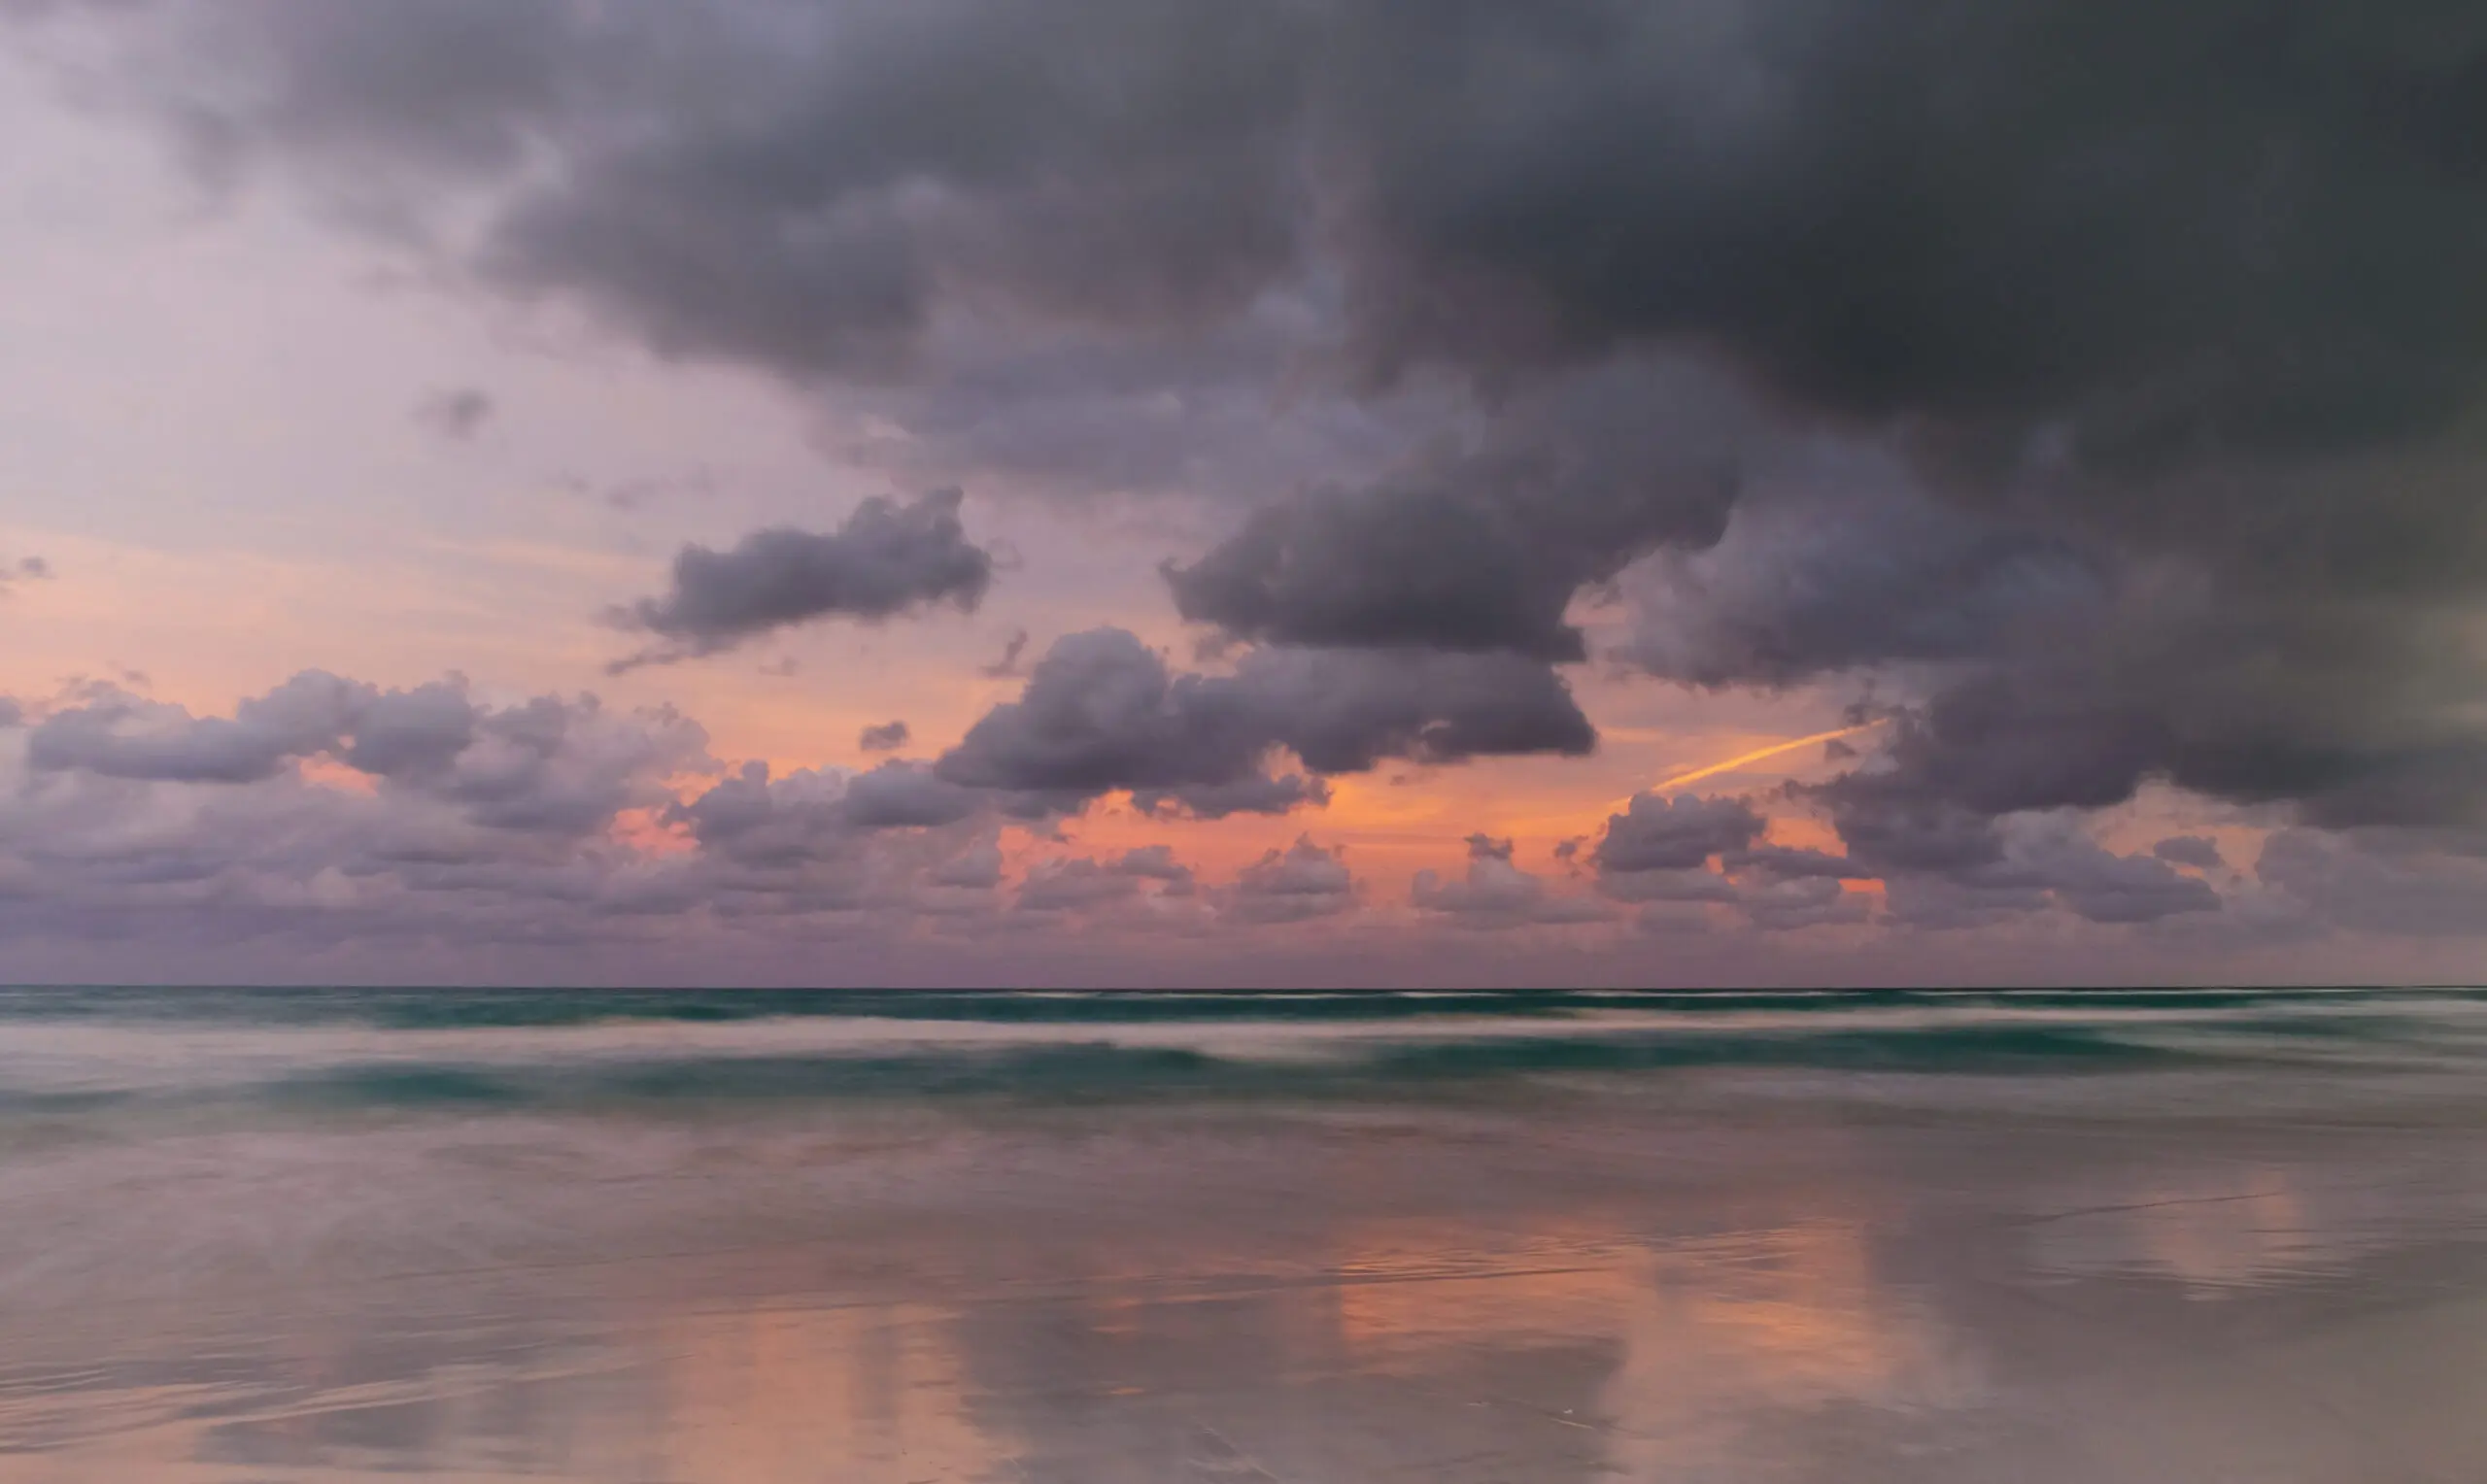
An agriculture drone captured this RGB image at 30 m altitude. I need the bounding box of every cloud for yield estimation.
[14,0,2487,965]
[936,626,1591,813]
[1231,644,1596,772]
[1595,867,1740,907]
[858,720,910,753]
[1014,857,1142,913]
[2255,828,2487,938]
[1165,362,1744,659]
[1110,844,1195,889]
[2004,823,2225,926]
[1593,793,1764,874]
[22,672,710,838]
[1582,784,2208,929]
[1413,833,1609,928]
[927,835,1005,890]
[667,762,853,867]
[97,0,2487,455]
[1618,471,2108,689]
[669,758,980,865]
[28,671,365,784]
[1227,836,1356,924]
[1856,809,2223,929]
[935,627,1274,803]
[838,759,985,828]
[1728,845,1875,883]
[1131,771,1330,823]
[1736,876,1870,932]
[978,627,1030,679]
[1015,845,1200,916]
[0,664,2454,982]
[610,489,993,667]
[413,386,494,440]
[1585,793,1864,928]
[2153,835,2226,870]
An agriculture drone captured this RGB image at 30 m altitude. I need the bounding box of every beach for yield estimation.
[2,988,2484,1481]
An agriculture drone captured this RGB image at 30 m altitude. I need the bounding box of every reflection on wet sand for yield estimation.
[3,1072,2486,1480]
[653,1305,990,1483]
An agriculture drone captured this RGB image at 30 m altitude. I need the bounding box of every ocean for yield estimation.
[1,986,2483,1481]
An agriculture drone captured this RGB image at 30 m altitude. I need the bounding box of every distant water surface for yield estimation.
[1,986,2484,1481]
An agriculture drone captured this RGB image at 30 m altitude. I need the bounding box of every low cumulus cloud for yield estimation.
[1412,833,1610,929]
[935,627,1591,817]
[1227,837,1357,925]
[610,489,993,669]
[26,672,711,835]
[0,667,2459,979]
[1581,787,2215,932]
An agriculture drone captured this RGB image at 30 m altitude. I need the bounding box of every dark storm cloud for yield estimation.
[413,387,494,440]
[1797,587,2487,839]
[935,627,1592,812]
[1618,476,2109,688]
[857,720,910,753]
[91,0,2487,456]
[611,489,993,667]
[1336,3,2487,468]
[1166,363,1744,659]
[70,0,1309,380]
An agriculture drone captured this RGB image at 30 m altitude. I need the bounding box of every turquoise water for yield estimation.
[3,985,2477,1117]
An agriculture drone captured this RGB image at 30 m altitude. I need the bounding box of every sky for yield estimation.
[2,0,2484,987]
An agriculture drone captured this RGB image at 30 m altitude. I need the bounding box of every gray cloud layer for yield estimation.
[15,0,2487,939]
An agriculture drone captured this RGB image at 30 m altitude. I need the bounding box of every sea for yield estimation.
[1,985,2484,1482]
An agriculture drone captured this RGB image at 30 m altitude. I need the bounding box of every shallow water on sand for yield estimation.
[2,987,2485,1481]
